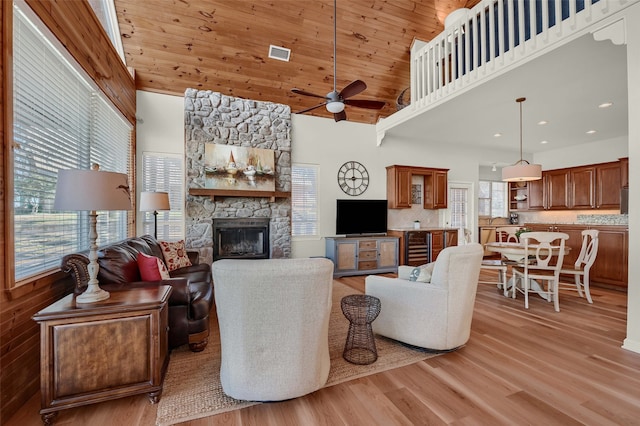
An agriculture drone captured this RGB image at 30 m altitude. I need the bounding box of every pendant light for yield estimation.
[502,97,542,182]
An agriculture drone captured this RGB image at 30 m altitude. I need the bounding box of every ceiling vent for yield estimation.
[268,45,291,62]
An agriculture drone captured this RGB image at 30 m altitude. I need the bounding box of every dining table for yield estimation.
[484,242,571,300]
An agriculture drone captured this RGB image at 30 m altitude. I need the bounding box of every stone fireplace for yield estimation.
[184,89,292,264]
[213,218,270,261]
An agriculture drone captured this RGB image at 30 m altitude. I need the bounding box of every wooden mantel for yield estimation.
[189,188,290,202]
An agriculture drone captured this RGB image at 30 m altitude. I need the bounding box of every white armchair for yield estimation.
[365,243,483,351]
[212,258,334,401]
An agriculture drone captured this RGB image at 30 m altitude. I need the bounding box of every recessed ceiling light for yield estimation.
[538,120,548,125]
[586,130,597,134]
[540,140,548,144]
[493,133,502,137]
[598,102,613,108]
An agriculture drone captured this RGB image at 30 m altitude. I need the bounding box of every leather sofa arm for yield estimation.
[187,250,199,265]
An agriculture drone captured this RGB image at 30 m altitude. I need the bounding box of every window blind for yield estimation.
[12,3,131,282]
[142,153,184,240]
[291,164,319,237]
[449,187,468,229]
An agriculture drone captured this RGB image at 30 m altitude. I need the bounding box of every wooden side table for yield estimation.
[32,286,172,425]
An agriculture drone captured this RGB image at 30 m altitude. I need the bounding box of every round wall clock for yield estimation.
[337,161,369,196]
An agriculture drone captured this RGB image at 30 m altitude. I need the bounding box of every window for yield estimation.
[12,3,132,283]
[87,0,125,62]
[478,181,508,217]
[141,153,184,240]
[291,164,319,237]
[449,187,468,229]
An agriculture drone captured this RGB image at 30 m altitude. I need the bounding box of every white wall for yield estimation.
[623,1,640,353]
[134,91,184,236]
[533,136,628,170]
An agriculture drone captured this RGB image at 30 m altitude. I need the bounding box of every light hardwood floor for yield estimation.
[7,270,640,426]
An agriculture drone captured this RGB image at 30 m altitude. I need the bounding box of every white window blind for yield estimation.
[142,153,184,240]
[449,187,468,229]
[291,164,319,237]
[12,3,131,282]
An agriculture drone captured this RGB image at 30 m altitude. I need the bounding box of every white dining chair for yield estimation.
[478,227,521,295]
[511,232,569,312]
[559,230,599,304]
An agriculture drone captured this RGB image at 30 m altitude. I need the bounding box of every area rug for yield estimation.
[156,281,440,426]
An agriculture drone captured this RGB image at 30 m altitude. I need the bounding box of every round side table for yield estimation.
[341,294,381,365]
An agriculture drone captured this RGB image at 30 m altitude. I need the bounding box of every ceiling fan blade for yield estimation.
[344,99,386,110]
[295,102,328,114]
[291,88,327,99]
[334,110,347,122]
[339,80,367,99]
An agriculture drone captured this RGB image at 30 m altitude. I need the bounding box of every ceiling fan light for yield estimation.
[502,163,542,182]
[326,101,345,113]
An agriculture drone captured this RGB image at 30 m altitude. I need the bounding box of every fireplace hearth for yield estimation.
[213,218,270,261]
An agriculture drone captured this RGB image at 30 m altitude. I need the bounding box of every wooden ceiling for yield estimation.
[115,0,481,124]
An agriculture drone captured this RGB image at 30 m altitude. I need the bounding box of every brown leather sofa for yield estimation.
[62,235,214,352]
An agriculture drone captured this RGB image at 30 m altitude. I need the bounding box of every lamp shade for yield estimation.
[139,191,171,211]
[326,101,345,114]
[501,163,542,182]
[54,168,131,211]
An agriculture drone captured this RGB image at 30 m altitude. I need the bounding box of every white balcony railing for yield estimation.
[376,0,637,145]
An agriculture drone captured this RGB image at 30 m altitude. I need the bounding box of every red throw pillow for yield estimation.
[159,239,192,271]
[137,252,171,281]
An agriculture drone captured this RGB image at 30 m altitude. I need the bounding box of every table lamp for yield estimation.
[139,191,171,239]
[54,164,131,303]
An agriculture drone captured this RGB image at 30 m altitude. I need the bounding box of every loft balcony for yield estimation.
[376,0,638,145]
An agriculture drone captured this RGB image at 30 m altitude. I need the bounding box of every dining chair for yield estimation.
[495,227,520,243]
[478,227,521,296]
[511,231,569,312]
[558,230,599,304]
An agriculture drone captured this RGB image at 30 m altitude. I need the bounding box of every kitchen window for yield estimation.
[478,181,508,218]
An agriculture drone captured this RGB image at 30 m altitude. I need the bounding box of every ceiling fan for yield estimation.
[291,0,386,122]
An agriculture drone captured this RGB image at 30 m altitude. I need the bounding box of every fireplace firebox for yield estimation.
[213,218,270,261]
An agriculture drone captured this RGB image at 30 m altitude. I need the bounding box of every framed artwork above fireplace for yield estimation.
[203,144,275,192]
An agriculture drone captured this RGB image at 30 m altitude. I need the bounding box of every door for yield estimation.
[546,169,571,209]
[444,181,473,243]
[378,239,398,269]
[335,241,357,271]
[570,166,596,209]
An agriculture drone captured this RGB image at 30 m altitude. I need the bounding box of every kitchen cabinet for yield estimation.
[511,159,624,212]
[386,165,412,208]
[546,169,571,210]
[524,223,628,289]
[386,165,449,209]
[528,178,545,209]
[424,170,448,209]
[570,166,596,209]
[596,162,622,209]
[325,236,399,277]
[589,225,628,289]
[388,229,457,266]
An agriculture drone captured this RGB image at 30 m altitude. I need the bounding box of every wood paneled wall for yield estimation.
[1,1,135,422]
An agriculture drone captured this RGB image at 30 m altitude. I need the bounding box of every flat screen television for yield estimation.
[336,199,388,236]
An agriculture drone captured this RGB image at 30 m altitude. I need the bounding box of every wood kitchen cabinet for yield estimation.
[546,169,571,210]
[424,170,448,209]
[620,157,629,188]
[388,229,457,266]
[386,165,412,208]
[589,225,628,289]
[528,178,545,209]
[596,162,622,209]
[325,236,399,277]
[570,166,596,209]
[387,165,449,209]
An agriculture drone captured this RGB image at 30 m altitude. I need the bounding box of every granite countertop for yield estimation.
[525,214,628,226]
